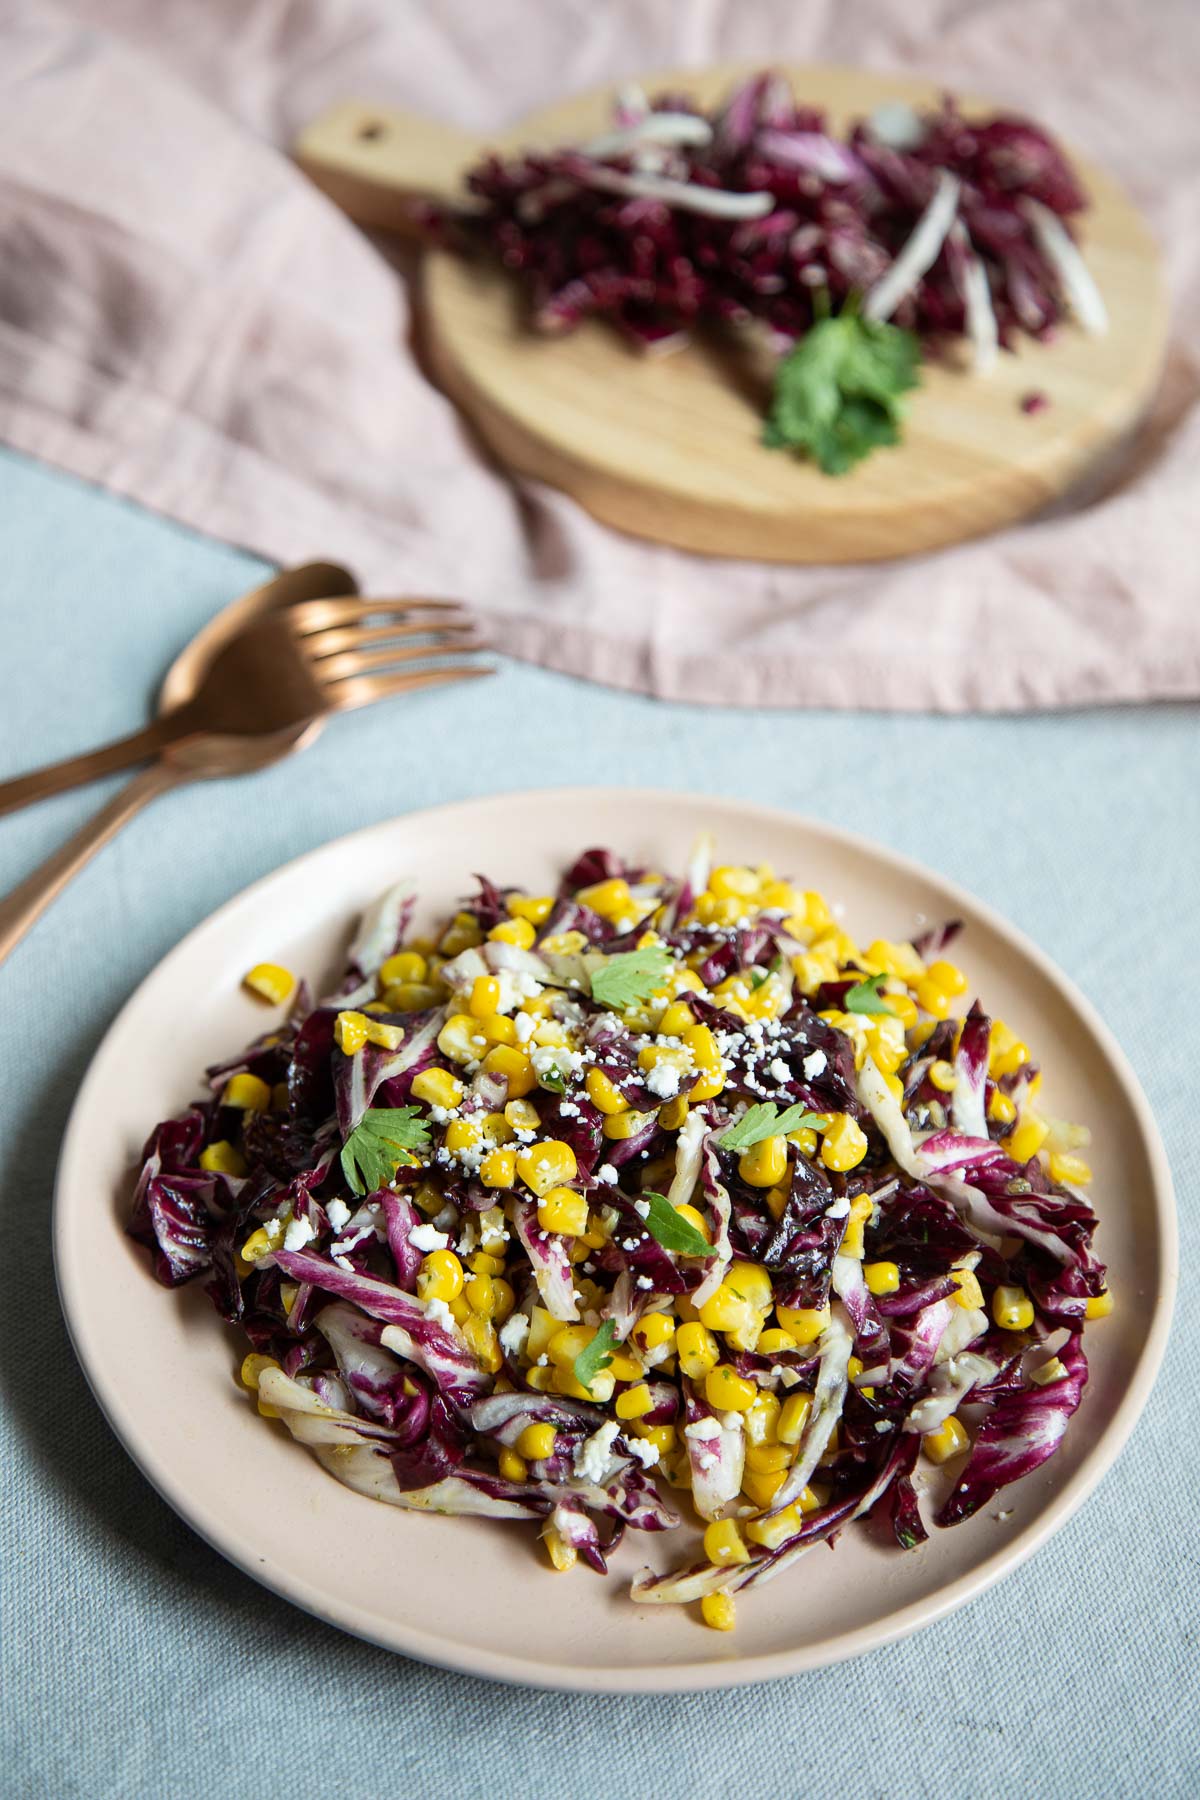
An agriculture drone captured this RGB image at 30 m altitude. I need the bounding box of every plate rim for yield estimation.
[53,787,1178,1692]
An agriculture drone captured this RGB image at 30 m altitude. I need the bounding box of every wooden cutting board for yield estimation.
[294,64,1168,564]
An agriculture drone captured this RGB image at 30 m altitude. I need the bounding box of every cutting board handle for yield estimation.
[293,101,480,235]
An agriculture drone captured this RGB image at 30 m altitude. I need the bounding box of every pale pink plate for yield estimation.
[54,790,1176,1691]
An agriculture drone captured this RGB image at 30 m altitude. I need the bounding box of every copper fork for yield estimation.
[0,566,491,965]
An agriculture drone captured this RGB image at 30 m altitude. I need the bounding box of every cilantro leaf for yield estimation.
[589,945,675,1010]
[764,313,921,476]
[537,1064,567,1095]
[573,1319,617,1394]
[718,1102,827,1154]
[641,1191,712,1259]
[340,1106,430,1197]
[844,972,894,1015]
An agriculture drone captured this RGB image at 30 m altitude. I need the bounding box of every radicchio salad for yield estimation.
[131,840,1110,1632]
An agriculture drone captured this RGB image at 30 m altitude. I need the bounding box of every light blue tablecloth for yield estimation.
[1,446,1195,1799]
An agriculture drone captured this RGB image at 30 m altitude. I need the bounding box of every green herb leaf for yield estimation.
[573,1319,617,1393]
[749,968,768,991]
[844,972,893,1015]
[718,1102,827,1154]
[589,945,675,1010]
[340,1106,431,1197]
[640,1191,712,1259]
[537,1064,567,1095]
[764,314,921,476]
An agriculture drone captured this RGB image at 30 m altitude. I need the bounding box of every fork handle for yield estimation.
[0,719,175,819]
[0,760,183,967]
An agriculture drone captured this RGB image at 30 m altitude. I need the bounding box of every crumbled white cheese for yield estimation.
[596,1164,619,1186]
[632,1198,650,1219]
[423,1297,456,1332]
[573,1420,621,1485]
[620,1237,640,1252]
[684,1416,721,1441]
[409,1223,450,1253]
[768,1056,791,1085]
[635,1275,653,1290]
[325,1198,351,1232]
[626,1438,660,1468]
[720,1411,744,1431]
[874,1420,892,1433]
[803,1049,828,1080]
[645,1062,680,1099]
[283,1215,315,1252]
[697,1452,717,1472]
[498,1312,530,1357]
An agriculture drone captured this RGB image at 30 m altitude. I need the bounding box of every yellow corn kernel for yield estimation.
[503,1098,541,1132]
[989,1019,1030,1079]
[775,1305,830,1347]
[488,917,536,950]
[200,1141,248,1178]
[448,1293,471,1324]
[927,959,968,997]
[992,1284,1034,1332]
[789,950,835,996]
[683,1023,720,1072]
[697,1284,755,1336]
[532,1020,570,1050]
[524,1366,555,1393]
[279,1281,299,1316]
[542,1527,576,1573]
[1004,1114,1049,1163]
[709,864,759,901]
[738,1134,789,1189]
[838,1194,875,1259]
[759,879,798,912]
[700,1591,736,1632]
[950,1267,984,1310]
[238,1352,280,1391]
[615,1382,655,1421]
[744,1390,781,1446]
[242,962,296,1006]
[444,1117,482,1154]
[221,1072,270,1113]
[755,1328,796,1357]
[577,877,633,921]
[765,1184,790,1221]
[988,1089,1017,1125]
[469,1250,504,1278]
[676,1321,720,1379]
[705,1365,757,1412]
[410,1066,464,1109]
[506,893,554,926]
[473,1013,517,1049]
[524,1306,559,1362]
[741,1467,788,1507]
[436,913,481,957]
[585,1067,629,1116]
[745,1497,815,1549]
[885,990,920,1030]
[546,1325,597,1371]
[1049,1151,1093,1187]
[239,1220,282,1266]
[656,1000,695,1038]
[435,1013,481,1066]
[820,1114,869,1174]
[866,939,926,983]
[914,978,951,1020]
[602,1108,656,1141]
[478,1147,516,1189]
[540,930,588,956]
[333,1010,370,1055]
[777,1392,814,1445]
[464,1274,496,1317]
[516,1139,578,1196]
[928,1059,957,1094]
[411,1181,443,1217]
[463,1313,502,1373]
[923,1415,970,1464]
[629,1421,677,1456]
[537,1187,589,1237]
[417,1249,464,1304]
[725,1260,773,1314]
[1085,1288,1114,1320]
[689,1068,726,1102]
[670,1203,710,1246]
[632,1311,677,1354]
[658,1095,690,1131]
[380,951,428,989]
[517,1421,558,1462]
[478,1049,533,1104]
[1030,1355,1068,1388]
[703,1518,751,1567]
[745,1440,792,1475]
[466,974,500,1018]
[498,1447,527,1483]
[864,1260,900,1297]
[491,1279,516,1325]
[381,981,442,1013]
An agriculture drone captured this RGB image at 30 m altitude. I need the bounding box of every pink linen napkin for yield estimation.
[0,0,1197,712]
